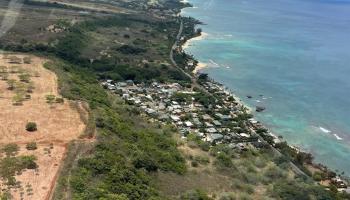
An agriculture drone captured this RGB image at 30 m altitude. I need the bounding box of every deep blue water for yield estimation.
[182,0,350,174]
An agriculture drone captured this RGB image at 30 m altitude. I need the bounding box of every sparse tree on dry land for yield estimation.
[3,143,19,157]
[27,81,35,93]
[46,94,56,106]
[33,71,40,77]
[23,57,32,64]
[0,73,8,80]
[18,73,31,83]
[55,97,64,104]
[25,94,31,100]
[0,66,7,73]
[12,94,24,106]
[8,56,22,64]
[9,66,21,73]
[26,122,37,132]
[26,142,37,150]
[14,82,27,94]
[6,79,16,90]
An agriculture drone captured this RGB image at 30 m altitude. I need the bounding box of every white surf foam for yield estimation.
[319,127,331,133]
[333,134,343,140]
[209,59,219,66]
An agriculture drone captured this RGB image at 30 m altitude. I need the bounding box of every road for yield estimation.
[169,19,211,95]
[169,19,193,81]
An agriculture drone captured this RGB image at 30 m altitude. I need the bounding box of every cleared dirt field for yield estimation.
[0,54,85,144]
[0,54,87,200]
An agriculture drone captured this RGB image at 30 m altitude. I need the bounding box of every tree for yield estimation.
[55,97,64,104]
[26,122,37,132]
[12,94,24,106]
[46,94,56,105]
[6,79,16,90]
[23,57,32,64]
[18,73,31,83]
[3,143,19,157]
[26,142,37,150]
[196,28,202,35]
[1,72,8,80]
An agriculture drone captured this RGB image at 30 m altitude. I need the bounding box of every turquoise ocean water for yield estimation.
[182,0,350,174]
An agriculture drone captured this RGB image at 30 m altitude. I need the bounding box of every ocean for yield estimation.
[181,0,350,174]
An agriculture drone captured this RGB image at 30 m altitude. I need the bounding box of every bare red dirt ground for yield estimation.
[0,54,87,200]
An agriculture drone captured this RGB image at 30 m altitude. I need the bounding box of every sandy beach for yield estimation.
[193,62,208,73]
[181,32,209,74]
[182,32,209,50]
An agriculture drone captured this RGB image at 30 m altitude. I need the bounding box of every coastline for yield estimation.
[182,32,209,50]
[178,1,350,186]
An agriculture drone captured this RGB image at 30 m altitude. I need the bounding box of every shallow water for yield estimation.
[182,0,350,174]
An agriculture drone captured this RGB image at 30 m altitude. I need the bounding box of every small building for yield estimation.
[207,133,223,143]
[145,108,157,117]
[205,122,213,127]
[117,82,127,87]
[206,128,217,133]
[193,118,202,127]
[212,120,222,127]
[170,115,180,122]
[240,133,250,138]
[215,113,231,121]
[202,114,213,121]
[126,80,134,86]
[158,114,169,121]
[184,121,193,127]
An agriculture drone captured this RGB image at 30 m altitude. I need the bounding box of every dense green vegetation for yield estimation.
[45,60,186,199]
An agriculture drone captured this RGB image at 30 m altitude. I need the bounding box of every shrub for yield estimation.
[215,153,233,168]
[19,155,38,169]
[26,122,37,132]
[194,155,210,165]
[23,57,32,64]
[264,165,286,180]
[55,97,64,103]
[199,142,210,151]
[26,142,37,150]
[191,160,199,167]
[46,94,56,104]
[18,73,31,83]
[6,79,16,90]
[3,143,19,157]
[116,45,146,55]
[219,193,236,200]
[181,189,213,200]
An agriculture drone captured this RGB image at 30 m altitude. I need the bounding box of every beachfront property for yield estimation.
[101,78,350,192]
[101,78,275,151]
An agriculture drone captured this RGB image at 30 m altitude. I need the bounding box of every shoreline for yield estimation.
[182,32,209,50]
[181,32,210,73]
[178,0,350,185]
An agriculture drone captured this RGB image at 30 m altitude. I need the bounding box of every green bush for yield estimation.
[181,189,213,200]
[271,180,333,200]
[26,122,37,132]
[3,143,19,157]
[215,153,233,168]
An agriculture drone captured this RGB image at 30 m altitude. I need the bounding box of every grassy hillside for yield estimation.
[0,0,349,199]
